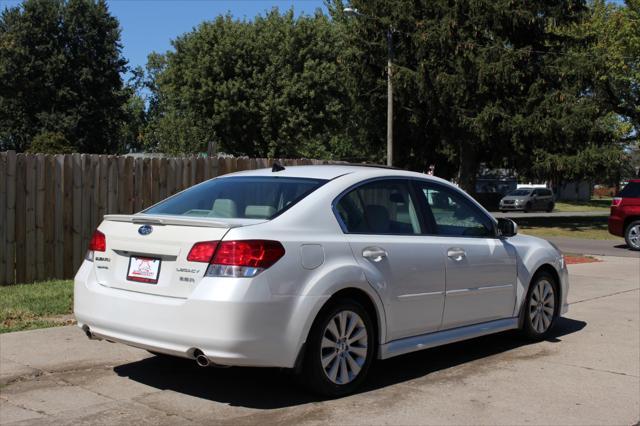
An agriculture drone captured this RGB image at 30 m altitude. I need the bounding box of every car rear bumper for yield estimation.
[608,214,624,237]
[74,261,328,368]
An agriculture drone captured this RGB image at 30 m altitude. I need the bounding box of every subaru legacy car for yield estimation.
[499,187,555,212]
[75,165,568,396]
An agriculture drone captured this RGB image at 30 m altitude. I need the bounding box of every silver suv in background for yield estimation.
[499,187,555,213]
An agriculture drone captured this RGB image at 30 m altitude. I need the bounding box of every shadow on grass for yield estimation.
[114,317,586,409]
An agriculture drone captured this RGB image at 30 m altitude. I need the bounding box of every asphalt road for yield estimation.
[493,210,608,219]
[1,257,639,425]
[545,236,640,258]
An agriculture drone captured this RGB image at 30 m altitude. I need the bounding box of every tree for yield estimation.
[0,0,128,153]
[145,9,359,159]
[330,0,624,192]
[27,131,73,153]
[583,0,639,135]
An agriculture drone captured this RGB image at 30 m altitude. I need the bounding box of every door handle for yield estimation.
[447,248,466,262]
[362,247,388,262]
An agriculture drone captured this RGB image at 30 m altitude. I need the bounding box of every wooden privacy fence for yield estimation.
[0,151,329,285]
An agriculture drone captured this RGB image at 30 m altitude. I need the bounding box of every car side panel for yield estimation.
[506,235,569,317]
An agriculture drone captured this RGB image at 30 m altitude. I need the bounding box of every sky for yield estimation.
[1,0,626,74]
[0,0,328,71]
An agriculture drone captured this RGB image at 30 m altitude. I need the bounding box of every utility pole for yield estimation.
[344,7,395,166]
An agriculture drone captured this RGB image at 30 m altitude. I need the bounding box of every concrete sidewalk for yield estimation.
[1,257,639,425]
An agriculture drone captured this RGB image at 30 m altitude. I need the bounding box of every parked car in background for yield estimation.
[499,187,555,213]
[74,165,568,397]
[609,179,640,251]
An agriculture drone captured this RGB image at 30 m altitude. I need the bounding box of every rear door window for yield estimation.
[144,176,327,219]
[335,180,422,234]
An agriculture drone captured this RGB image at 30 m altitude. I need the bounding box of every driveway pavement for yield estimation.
[1,257,639,425]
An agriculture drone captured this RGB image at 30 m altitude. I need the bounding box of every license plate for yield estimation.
[127,256,161,284]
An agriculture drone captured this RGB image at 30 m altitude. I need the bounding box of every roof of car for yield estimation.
[223,164,440,181]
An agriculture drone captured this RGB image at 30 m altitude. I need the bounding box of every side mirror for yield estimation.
[497,218,518,237]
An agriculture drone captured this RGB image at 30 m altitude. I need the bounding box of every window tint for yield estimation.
[619,182,640,198]
[336,180,421,234]
[416,184,494,237]
[144,176,327,219]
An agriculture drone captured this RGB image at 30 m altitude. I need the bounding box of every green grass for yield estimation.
[513,216,619,240]
[553,198,611,212]
[0,280,74,333]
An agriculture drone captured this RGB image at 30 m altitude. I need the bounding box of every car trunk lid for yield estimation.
[93,214,265,298]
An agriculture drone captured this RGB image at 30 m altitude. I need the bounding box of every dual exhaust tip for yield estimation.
[83,327,217,369]
[193,349,210,367]
[82,325,100,340]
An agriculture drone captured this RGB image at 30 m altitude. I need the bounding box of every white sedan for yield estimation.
[74,164,568,397]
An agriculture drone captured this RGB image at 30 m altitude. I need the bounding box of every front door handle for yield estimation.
[362,247,388,262]
[447,247,466,262]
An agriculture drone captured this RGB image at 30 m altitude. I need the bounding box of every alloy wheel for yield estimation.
[529,279,555,333]
[628,224,640,249]
[320,310,368,385]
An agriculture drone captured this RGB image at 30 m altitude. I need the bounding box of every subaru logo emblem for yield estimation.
[138,225,153,236]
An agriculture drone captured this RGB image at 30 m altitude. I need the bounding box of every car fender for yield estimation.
[286,262,388,361]
[506,235,566,317]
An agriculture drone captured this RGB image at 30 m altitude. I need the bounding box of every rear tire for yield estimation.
[300,299,375,397]
[520,271,559,340]
[546,202,554,213]
[624,220,640,251]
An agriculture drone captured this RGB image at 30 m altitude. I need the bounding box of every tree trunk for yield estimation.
[457,140,477,195]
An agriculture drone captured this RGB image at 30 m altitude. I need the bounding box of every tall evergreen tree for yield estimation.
[0,0,127,153]
[330,0,624,191]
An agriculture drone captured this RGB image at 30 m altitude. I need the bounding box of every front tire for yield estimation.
[300,299,375,397]
[521,272,558,340]
[624,220,640,251]
[523,202,532,213]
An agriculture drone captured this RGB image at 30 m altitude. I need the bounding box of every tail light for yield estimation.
[201,240,285,278]
[85,230,106,261]
[187,241,219,262]
[611,197,622,207]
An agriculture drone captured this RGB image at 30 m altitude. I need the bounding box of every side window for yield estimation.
[335,180,422,234]
[416,183,494,237]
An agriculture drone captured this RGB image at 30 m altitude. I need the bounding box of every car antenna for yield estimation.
[272,161,285,172]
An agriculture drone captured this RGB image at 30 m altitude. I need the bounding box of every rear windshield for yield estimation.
[144,176,328,219]
[618,182,640,198]
[507,189,532,196]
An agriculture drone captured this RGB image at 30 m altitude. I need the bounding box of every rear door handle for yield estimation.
[362,247,388,262]
[447,248,466,262]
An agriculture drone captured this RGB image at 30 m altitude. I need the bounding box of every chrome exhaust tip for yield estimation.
[82,325,93,339]
[193,350,210,367]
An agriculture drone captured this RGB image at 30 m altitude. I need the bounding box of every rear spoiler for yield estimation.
[103,214,255,228]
